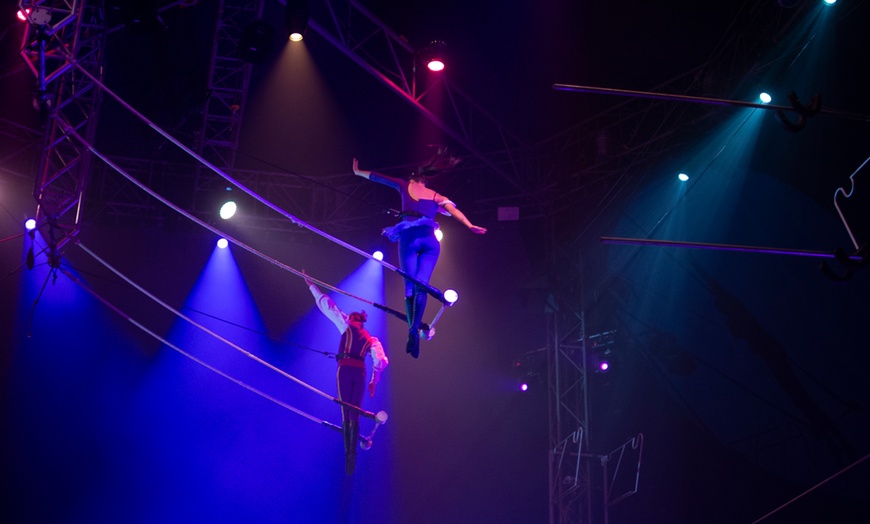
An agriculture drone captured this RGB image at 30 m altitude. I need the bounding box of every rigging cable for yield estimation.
[66,57,450,305]
[76,241,382,422]
[60,263,378,442]
[55,118,408,326]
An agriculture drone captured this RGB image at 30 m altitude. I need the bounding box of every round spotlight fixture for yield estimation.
[217,238,229,249]
[20,7,50,24]
[443,289,459,304]
[285,0,309,41]
[25,218,37,230]
[219,201,237,220]
[422,40,447,72]
[373,250,384,261]
[678,173,689,182]
[759,92,772,104]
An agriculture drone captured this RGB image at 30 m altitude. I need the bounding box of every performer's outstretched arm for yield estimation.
[442,202,487,234]
[368,336,388,397]
[305,276,348,334]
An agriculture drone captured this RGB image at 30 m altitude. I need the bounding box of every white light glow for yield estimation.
[25,218,37,230]
[759,92,772,104]
[219,201,237,220]
[435,229,443,242]
[373,250,384,261]
[443,289,459,304]
[217,238,229,249]
[289,32,304,42]
[678,173,689,182]
[427,59,445,72]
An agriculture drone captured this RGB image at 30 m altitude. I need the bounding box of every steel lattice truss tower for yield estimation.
[306,0,532,193]
[19,0,106,265]
[548,306,593,524]
[14,2,810,523]
[192,0,263,215]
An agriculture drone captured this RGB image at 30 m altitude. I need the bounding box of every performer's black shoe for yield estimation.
[345,451,357,475]
[406,288,428,358]
[406,328,420,358]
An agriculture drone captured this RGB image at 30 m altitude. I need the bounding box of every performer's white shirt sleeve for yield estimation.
[369,336,388,384]
[308,284,348,333]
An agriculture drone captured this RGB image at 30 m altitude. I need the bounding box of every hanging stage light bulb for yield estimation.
[219,201,237,220]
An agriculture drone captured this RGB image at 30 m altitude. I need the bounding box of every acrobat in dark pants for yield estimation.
[399,225,440,358]
[306,278,388,475]
[352,155,487,359]
[337,361,366,474]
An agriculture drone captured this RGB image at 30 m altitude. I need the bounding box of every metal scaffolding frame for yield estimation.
[19,0,106,265]
[14,2,813,522]
[548,306,593,524]
[305,0,532,195]
[192,0,264,214]
[12,5,698,523]
[539,4,813,521]
[86,155,390,233]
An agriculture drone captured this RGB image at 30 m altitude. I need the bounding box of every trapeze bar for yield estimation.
[601,236,865,261]
[360,411,389,451]
[321,415,386,449]
[333,398,383,421]
[553,84,870,122]
[395,269,447,303]
[554,83,779,110]
[426,304,447,333]
[373,302,411,322]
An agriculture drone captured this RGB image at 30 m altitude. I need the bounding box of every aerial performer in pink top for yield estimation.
[352,148,487,359]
